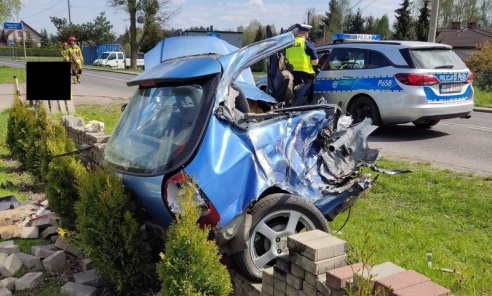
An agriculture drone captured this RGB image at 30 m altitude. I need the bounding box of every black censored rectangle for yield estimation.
[26,62,71,101]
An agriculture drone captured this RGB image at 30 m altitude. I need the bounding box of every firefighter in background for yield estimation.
[60,42,70,62]
[68,36,84,83]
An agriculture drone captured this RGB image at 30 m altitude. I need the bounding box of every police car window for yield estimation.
[409,49,467,70]
[118,53,124,59]
[367,51,390,69]
[326,49,365,70]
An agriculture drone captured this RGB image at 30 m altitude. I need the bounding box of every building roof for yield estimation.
[436,24,492,49]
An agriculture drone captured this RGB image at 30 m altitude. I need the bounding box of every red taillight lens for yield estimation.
[395,73,440,86]
[466,72,474,84]
[163,171,220,227]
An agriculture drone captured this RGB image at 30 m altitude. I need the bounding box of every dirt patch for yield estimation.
[0,205,34,227]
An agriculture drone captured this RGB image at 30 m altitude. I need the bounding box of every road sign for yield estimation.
[208,32,221,38]
[9,40,15,45]
[3,22,22,30]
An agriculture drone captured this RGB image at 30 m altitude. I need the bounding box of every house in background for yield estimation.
[0,21,41,47]
[436,22,492,60]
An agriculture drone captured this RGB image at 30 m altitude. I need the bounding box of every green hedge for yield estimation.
[0,47,61,57]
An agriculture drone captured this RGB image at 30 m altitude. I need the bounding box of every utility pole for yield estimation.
[428,0,439,42]
[68,0,72,24]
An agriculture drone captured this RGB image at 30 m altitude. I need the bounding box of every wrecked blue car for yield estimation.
[103,32,379,281]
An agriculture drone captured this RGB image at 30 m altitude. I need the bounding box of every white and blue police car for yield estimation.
[257,33,474,128]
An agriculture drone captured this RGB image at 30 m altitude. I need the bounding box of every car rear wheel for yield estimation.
[348,96,382,126]
[412,119,440,128]
[233,193,329,282]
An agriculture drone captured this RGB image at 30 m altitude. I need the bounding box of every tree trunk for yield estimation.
[129,0,138,69]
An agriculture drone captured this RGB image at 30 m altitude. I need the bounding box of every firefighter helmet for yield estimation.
[68,36,76,41]
[63,42,68,46]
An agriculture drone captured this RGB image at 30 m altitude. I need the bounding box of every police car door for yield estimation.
[313,48,366,107]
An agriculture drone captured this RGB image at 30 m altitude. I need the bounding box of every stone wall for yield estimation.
[61,116,109,168]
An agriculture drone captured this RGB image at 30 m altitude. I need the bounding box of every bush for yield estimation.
[25,105,50,181]
[44,123,83,230]
[157,177,232,296]
[464,40,492,91]
[75,167,152,294]
[0,46,61,57]
[6,96,35,167]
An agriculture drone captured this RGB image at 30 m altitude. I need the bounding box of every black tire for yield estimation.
[233,193,329,282]
[412,119,440,129]
[348,96,382,126]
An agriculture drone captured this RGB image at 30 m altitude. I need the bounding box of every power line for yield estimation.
[360,0,377,11]
[23,0,64,20]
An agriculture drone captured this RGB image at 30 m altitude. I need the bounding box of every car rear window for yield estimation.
[409,49,467,70]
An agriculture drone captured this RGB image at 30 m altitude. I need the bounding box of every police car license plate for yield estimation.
[440,84,461,94]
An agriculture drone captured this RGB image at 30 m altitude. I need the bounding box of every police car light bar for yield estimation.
[332,33,381,42]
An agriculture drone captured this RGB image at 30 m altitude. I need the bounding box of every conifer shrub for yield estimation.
[6,96,35,167]
[75,167,152,294]
[157,177,232,296]
[464,40,492,91]
[25,105,50,181]
[44,127,84,230]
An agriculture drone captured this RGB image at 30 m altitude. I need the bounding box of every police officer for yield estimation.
[61,42,70,62]
[285,24,318,105]
[68,36,84,83]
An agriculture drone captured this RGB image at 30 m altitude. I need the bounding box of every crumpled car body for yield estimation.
[103,32,379,281]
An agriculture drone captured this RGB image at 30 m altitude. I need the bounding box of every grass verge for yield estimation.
[329,159,492,296]
[0,65,26,83]
[474,88,492,108]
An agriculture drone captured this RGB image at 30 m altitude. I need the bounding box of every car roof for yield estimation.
[317,40,453,51]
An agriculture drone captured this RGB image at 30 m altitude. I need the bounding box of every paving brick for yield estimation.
[42,250,66,272]
[326,263,365,290]
[16,253,42,269]
[288,230,331,254]
[291,263,305,279]
[0,253,7,263]
[0,277,16,290]
[30,213,58,231]
[299,291,307,296]
[55,237,83,258]
[40,226,58,239]
[60,282,98,296]
[302,281,317,296]
[31,246,55,259]
[15,272,43,290]
[304,271,326,287]
[73,269,105,288]
[274,287,286,296]
[294,235,346,262]
[273,267,287,282]
[354,262,405,289]
[0,246,19,255]
[275,257,290,273]
[274,278,287,293]
[290,252,347,275]
[0,253,22,277]
[316,280,333,296]
[374,270,431,296]
[0,287,11,296]
[393,281,451,296]
[286,284,300,296]
[0,241,14,248]
[286,273,303,290]
[81,259,94,272]
[262,267,275,286]
[20,227,39,239]
[262,282,274,295]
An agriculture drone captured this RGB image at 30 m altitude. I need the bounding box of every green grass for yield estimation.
[252,71,265,79]
[328,159,492,296]
[0,65,26,83]
[10,56,62,62]
[69,104,123,135]
[474,88,492,108]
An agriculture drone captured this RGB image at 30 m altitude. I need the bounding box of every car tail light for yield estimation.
[163,171,220,227]
[466,72,474,84]
[395,73,440,86]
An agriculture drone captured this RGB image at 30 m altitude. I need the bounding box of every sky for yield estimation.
[15,0,399,36]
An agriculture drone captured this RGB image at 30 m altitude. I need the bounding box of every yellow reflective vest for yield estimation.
[68,45,83,65]
[61,48,70,62]
[285,37,315,74]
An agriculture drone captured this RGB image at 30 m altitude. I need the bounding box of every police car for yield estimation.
[258,33,474,128]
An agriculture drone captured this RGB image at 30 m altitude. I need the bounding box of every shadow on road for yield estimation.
[369,124,449,142]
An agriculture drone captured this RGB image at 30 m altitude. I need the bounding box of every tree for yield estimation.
[393,0,415,40]
[107,0,181,69]
[415,0,430,41]
[50,13,115,45]
[374,14,392,39]
[40,28,51,48]
[241,19,262,46]
[139,22,163,53]
[348,8,365,33]
[24,31,36,48]
[364,16,375,33]
[323,0,343,36]
[50,16,88,43]
[342,11,354,34]
[85,12,116,44]
[0,0,20,23]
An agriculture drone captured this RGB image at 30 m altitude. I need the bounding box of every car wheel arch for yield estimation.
[346,94,383,125]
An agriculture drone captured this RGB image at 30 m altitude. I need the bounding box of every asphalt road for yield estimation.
[2,58,491,176]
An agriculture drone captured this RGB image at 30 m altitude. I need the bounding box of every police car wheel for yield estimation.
[233,193,329,282]
[412,119,440,129]
[348,96,382,126]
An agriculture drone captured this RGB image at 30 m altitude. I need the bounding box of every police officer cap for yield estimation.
[298,24,312,32]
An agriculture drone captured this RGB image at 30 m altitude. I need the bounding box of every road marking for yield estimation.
[83,72,129,82]
[441,121,492,132]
